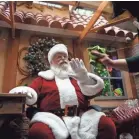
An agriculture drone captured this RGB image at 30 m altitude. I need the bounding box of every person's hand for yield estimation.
[9,86,33,99]
[9,86,38,105]
[69,58,88,83]
[91,50,114,67]
[69,58,87,74]
[9,87,33,99]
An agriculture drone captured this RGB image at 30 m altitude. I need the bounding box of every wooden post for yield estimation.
[72,40,91,72]
[127,37,139,98]
[72,40,84,60]
[9,1,15,39]
[2,30,20,93]
[129,73,137,98]
[79,1,109,42]
[117,48,134,99]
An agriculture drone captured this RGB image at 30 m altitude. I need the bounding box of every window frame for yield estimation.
[90,57,128,100]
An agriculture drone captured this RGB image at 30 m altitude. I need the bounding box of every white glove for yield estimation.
[69,58,104,96]
[9,86,37,105]
[69,58,89,84]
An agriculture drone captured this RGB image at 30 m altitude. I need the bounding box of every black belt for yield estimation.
[50,105,79,117]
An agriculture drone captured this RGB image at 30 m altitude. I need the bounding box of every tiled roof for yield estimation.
[0,1,137,39]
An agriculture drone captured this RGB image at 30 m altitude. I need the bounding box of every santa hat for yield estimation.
[48,44,68,64]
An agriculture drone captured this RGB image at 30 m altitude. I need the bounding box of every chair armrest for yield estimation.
[88,105,102,112]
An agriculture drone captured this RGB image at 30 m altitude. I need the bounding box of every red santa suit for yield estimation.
[9,44,116,139]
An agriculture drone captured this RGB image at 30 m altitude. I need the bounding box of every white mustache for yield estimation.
[58,60,68,65]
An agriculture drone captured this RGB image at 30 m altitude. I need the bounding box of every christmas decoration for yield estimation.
[17,37,73,85]
[23,37,59,76]
[113,88,123,96]
[88,45,106,64]
[88,45,112,96]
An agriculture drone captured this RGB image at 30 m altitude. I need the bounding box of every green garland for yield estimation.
[88,45,113,96]
[88,45,123,96]
[23,37,59,76]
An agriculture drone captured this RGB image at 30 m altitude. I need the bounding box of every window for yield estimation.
[75,8,93,16]
[33,1,63,9]
[89,47,127,100]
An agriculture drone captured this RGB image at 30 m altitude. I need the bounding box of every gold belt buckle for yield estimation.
[64,105,78,116]
[64,105,69,116]
[74,105,78,116]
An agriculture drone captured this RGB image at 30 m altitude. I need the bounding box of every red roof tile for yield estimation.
[0,1,137,40]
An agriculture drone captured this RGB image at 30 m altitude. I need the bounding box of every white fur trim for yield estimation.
[31,112,69,139]
[55,76,78,109]
[79,109,105,139]
[78,73,104,96]
[120,133,133,139]
[38,69,79,109]
[9,86,37,105]
[63,116,80,139]
[38,70,54,80]
[31,110,105,139]
[48,44,68,63]
[63,109,105,139]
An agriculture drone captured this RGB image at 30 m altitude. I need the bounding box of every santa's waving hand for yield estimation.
[69,58,104,96]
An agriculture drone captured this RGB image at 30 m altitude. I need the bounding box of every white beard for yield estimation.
[51,63,73,79]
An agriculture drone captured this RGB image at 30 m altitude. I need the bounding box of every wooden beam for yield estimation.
[2,30,20,93]
[0,21,127,43]
[86,33,127,43]
[79,1,109,42]
[16,22,80,38]
[0,14,11,25]
[0,20,80,38]
[15,23,127,43]
[92,99,126,108]
[9,1,15,38]
[90,16,133,32]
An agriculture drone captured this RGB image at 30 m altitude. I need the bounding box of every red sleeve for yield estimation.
[29,77,43,95]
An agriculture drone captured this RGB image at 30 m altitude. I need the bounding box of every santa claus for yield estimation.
[9,44,116,139]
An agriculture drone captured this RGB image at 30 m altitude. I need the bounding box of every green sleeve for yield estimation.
[126,55,139,72]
